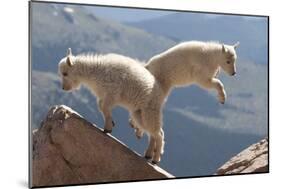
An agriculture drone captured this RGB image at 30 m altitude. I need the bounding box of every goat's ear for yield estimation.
[66,56,73,67]
[222,44,228,53]
[66,48,73,66]
[233,42,240,49]
[67,48,72,56]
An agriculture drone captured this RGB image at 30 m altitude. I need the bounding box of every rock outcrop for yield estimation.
[216,138,268,175]
[32,105,174,187]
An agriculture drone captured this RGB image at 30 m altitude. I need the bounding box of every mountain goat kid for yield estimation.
[58,48,165,164]
[130,41,239,139]
[145,41,239,104]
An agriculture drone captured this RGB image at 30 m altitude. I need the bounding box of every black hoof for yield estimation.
[112,121,115,127]
[103,129,112,134]
[219,100,225,104]
[151,160,158,165]
[129,121,135,128]
[145,155,152,160]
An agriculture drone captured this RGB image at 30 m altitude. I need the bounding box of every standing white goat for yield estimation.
[58,48,165,163]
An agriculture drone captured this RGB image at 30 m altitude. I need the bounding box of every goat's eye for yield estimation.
[226,60,231,64]
[62,72,68,76]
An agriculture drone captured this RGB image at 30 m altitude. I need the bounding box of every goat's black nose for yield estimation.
[232,71,236,76]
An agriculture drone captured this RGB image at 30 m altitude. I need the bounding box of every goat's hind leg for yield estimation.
[146,131,164,164]
[145,135,155,160]
[142,108,164,164]
[152,131,164,164]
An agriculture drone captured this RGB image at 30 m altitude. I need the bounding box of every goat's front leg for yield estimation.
[129,117,136,128]
[130,110,145,139]
[129,118,144,139]
[97,98,115,133]
[200,78,226,104]
[135,127,144,139]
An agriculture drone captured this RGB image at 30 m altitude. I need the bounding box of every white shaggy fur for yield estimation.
[58,48,165,163]
[145,41,239,104]
[131,41,239,140]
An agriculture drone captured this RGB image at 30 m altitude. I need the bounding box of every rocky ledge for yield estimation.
[216,138,268,175]
[32,105,174,187]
